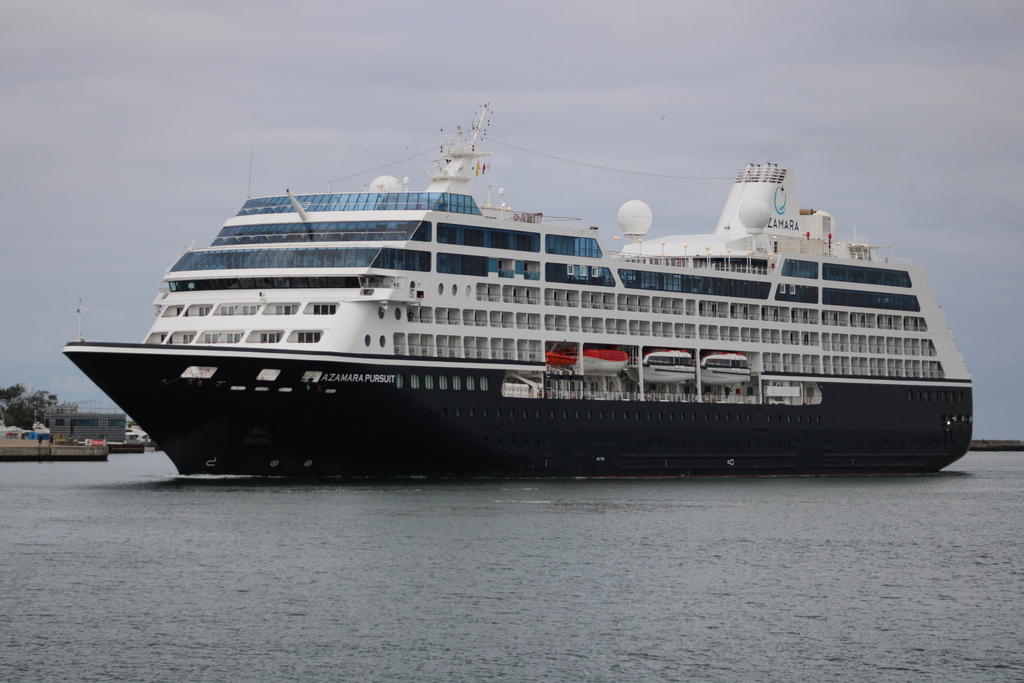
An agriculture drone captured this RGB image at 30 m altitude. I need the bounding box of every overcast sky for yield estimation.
[2,0,1021,438]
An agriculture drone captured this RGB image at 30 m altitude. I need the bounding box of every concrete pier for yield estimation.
[0,438,108,462]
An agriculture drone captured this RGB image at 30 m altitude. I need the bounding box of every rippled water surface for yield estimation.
[2,452,1022,682]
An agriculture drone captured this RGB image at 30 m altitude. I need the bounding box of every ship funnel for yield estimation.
[715,163,802,237]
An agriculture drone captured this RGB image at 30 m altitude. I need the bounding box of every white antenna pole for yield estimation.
[75,299,87,341]
[247,120,256,198]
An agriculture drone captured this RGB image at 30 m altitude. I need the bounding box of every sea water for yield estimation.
[2,452,1022,682]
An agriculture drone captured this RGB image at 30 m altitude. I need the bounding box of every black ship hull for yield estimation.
[64,342,972,477]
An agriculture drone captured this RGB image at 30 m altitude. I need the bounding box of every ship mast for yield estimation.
[425,105,490,195]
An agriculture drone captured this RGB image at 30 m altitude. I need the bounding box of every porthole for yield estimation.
[364,334,371,346]
[452,284,458,296]
[438,283,444,295]
[378,307,385,319]
[479,376,489,391]
[395,307,402,320]
[379,335,386,347]
[411,374,420,389]
[466,376,475,391]
[425,375,434,390]
[439,375,448,390]
[452,375,461,391]
[397,374,405,389]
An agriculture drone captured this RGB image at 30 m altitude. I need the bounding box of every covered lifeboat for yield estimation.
[625,350,695,384]
[700,352,750,385]
[582,347,629,375]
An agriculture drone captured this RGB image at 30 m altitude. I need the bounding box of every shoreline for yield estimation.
[970,440,1024,452]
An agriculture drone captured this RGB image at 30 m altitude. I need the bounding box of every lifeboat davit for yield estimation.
[581,348,629,375]
[625,350,695,384]
[700,352,750,385]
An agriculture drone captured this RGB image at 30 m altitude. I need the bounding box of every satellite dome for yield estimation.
[369,175,404,192]
[738,198,771,230]
[618,200,653,241]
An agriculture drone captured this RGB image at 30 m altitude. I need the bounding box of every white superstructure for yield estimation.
[141,109,968,410]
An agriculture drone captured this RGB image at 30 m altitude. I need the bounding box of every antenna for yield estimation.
[75,299,88,341]
[247,119,256,198]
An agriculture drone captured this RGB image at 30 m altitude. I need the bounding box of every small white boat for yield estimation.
[700,352,751,385]
[625,350,695,384]
[1,410,27,439]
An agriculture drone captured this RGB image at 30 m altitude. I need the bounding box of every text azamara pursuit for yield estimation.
[64,109,973,476]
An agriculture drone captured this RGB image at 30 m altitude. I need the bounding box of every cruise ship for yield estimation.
[64,109,973,476]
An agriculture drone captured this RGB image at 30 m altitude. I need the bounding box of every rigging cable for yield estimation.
[488,138,731,182]
[327,146,438,190]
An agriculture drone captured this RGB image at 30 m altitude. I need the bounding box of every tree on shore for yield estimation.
[0,384,77,430]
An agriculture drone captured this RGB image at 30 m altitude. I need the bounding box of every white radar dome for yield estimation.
[738,198,771,230]
[370,175,404,192]
[618,200,653,241]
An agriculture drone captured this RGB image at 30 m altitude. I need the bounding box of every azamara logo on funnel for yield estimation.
[774,186,787,215]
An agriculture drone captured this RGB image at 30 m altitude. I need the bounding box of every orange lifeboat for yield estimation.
[581,348,629,375]
[545,347,578,367]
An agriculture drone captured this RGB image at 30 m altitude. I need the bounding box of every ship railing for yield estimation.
[538,388,770,405]
[540,216,584,226]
